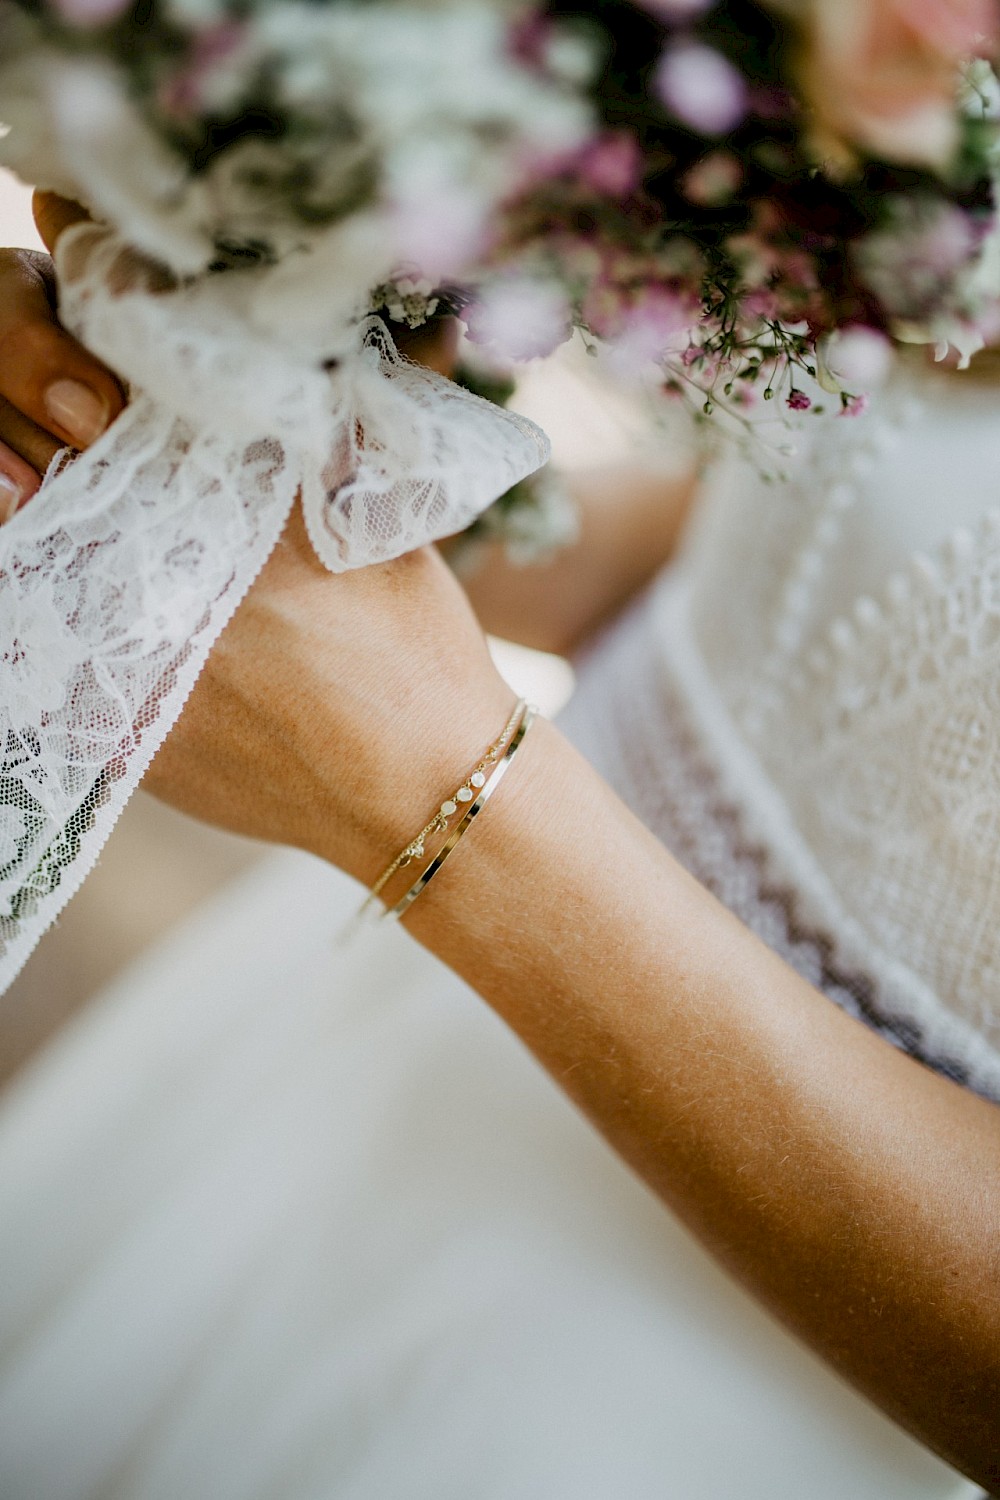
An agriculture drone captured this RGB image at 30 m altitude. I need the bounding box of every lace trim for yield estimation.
[0,222,551,996]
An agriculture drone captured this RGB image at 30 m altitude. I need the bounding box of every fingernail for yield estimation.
[43,379,109,447]
[0,473,22,524]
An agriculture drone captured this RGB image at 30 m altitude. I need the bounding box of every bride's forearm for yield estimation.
[399,719,1000,1491]
[142,520,998,1485]
[451,461,698,657]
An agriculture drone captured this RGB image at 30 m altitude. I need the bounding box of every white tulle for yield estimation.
[0,221,549,992]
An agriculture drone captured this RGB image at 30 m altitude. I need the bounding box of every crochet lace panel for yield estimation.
[561,568,1000,1105]
[687,404,1000,1070]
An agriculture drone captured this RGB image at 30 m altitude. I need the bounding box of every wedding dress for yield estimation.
[0,365,996,1499]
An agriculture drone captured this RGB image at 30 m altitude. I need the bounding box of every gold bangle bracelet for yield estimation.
[361,697,527,916]
[383,703,537,923]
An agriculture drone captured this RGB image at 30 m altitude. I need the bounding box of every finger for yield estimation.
[0,247,124,449]
[32,191,91,256]
[0,393,64,473]
[0,438,41,524]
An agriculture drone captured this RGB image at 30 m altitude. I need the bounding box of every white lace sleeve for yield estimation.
[0,222,549,992]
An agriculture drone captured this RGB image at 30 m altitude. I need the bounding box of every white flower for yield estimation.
[959,59,1000,124]
[656,43,748,137]
[370,277,440,330]
[2,0,593,303]
[817,326,895,393]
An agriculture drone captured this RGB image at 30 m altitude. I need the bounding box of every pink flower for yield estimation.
[158,21,249,118]
[50,0,130,27]
[681,151,744,206]
[778,249,820,289]
[465,277,572,362]
[742,287,781,321]
[773,0,999,170]
[839,392,871,416]
[855,198,980,319]
[602,288,696,374]
[391,185,490,283]
[577,133,643,198]
[508,11,552,67]
[655,42,748,137]
[918,201,980,272]
[786,388,812,410]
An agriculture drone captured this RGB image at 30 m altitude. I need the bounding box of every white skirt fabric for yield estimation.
[0,828,979,1498]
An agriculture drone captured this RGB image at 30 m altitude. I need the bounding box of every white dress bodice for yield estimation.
[562,370,1000,1099]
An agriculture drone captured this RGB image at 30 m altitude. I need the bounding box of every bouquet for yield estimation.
[3,1,997,405]
[0,0,997,990]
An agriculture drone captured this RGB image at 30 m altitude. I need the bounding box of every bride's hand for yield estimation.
[144,505,515,885]
[0,191,500,885]
[0,194,125,519]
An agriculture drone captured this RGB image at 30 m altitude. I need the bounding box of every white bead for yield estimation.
[885,573,910,608]
[470,772,486,788]
[853,596,880,629]
[829,618,854,652]
[441,800,457,817]
[456,786,473,802]
[776,627,805,656]
[794,548,824,583]
[783,574,811,610]
[814,515,840,549]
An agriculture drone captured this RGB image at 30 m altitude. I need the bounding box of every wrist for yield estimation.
[307,668,520,888]
[400,714,607,950]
